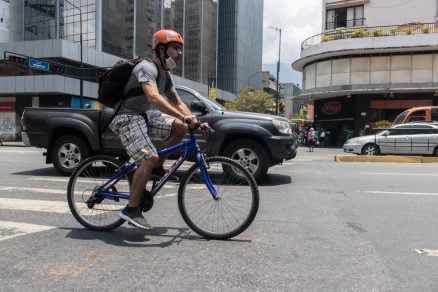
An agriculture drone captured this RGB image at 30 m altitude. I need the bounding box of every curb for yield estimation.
[0,141,26,147]
[335,155,438,163]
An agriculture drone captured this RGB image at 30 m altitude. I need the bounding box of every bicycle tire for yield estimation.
[67,155,128,231]
[178,156,259,240]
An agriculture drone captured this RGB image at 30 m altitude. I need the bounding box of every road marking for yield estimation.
[27,177,70,183]
[363,191,438,196]
[0,186,66,194]
[415,249,438,256]
[359,172,438,177]
[0,149,41,153]
[0,220,55,241]
[0,198,70,214]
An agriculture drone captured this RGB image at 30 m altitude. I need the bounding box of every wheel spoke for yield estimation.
[178,157,259,239]
[67,156,128,231]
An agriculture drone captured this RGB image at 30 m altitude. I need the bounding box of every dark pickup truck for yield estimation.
[21,85,298,181]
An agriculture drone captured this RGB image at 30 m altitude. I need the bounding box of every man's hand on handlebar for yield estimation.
[182,115,210,134]
[182,114,198,126]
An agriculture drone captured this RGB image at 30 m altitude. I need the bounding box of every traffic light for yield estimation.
[8,55,27,64]
[279,101,285,113]
[53,64,65,73]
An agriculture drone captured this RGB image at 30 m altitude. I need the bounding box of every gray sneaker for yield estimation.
[119,206,153,230]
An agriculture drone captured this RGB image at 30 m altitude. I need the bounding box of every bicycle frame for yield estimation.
[96,132,218,201]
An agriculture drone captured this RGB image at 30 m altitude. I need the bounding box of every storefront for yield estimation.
[314,93,438,146]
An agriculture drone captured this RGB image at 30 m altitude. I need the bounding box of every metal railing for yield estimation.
[301,22,438,50]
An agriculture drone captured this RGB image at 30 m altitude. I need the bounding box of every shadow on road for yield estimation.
[12,167,63,177]
[62,226,252,247]
[257,173,292,186]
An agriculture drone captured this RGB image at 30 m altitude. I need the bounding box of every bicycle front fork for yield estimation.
[197,153,218,200]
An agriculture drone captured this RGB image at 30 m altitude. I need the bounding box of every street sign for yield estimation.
[28,58,50,71]
[209,87,216,100]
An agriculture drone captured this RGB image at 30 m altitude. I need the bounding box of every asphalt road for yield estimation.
[1,146,438,291]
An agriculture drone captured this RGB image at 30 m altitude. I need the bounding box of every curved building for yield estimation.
[292,0,438,146]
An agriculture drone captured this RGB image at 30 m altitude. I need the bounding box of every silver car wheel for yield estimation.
[230,148,260,174]
[362,144,378,156]
[58,142,82,169]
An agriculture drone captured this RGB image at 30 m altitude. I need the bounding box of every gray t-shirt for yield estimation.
[116,59,176,115]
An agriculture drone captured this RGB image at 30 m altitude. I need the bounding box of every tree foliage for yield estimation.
[225,87,274,113]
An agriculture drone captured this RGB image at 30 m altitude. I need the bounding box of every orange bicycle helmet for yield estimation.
[152,29,184,50]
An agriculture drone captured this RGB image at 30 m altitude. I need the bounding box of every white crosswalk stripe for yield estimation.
[0,179,182,242]
[0,198,70,214]
[0,221,55,242]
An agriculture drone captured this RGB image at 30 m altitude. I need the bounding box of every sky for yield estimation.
[262,0,322,86]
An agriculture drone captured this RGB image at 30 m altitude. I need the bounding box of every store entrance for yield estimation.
[317,120,354,147]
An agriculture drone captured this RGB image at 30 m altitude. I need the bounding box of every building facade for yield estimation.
[292,0,438,146]
[217,0,264,93]
[0,0,264,140]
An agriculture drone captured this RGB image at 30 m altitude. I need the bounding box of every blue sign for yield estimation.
[29,58,50,71]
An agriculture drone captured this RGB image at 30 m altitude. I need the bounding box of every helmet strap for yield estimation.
[158,45,171,71]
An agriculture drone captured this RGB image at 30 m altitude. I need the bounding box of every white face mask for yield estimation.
[165,56,177,70]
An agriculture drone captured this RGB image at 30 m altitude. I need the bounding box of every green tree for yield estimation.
[225,87,274,113]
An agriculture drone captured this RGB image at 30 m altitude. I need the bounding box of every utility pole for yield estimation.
[269,26,281,115]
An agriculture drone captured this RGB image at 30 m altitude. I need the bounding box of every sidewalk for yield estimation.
[296,146,438,163]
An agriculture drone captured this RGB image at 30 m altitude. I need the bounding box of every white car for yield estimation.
[343,123,438,156]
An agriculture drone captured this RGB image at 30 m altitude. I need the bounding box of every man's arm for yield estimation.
[167,91,192,116]
[142,82,186,121]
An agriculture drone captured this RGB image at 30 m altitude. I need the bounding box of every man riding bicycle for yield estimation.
[110,29,200,230]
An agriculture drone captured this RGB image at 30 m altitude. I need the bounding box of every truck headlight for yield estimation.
[272,120,291,134]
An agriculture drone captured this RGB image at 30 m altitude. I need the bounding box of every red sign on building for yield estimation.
[0,102,15,112]
[321,101,342,115]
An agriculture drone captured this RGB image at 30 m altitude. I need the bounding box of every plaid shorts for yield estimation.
[109,111,175,163]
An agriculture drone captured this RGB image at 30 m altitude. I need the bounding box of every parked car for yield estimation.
[21,85,298,181]
[343,123,438,156]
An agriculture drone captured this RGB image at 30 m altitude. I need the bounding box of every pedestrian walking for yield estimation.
[319,129,326,148]
[308,128,315,152]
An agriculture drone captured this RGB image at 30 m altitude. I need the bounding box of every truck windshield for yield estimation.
[392,111,408,125]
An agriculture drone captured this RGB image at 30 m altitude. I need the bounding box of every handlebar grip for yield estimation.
[183,116,193,124]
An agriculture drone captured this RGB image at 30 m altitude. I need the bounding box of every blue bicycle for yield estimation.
[67,123,259,240]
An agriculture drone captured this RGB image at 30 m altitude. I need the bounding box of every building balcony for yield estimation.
[293,23,438,72]
[292,23,438,99]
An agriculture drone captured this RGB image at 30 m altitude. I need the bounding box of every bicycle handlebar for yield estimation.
[186,121,214,135]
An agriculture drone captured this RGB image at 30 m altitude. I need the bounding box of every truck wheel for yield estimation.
[51,135,90,175]
[223,139,269,181]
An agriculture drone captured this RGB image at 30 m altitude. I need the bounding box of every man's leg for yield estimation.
[147,112,187,169]
[155,119,186,167]
[111,114,157,230]
[119,156,158,230]
[128,156,158,207]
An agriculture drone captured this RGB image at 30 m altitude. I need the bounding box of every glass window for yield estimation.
[326,5,364,30]
[176,88,199,109]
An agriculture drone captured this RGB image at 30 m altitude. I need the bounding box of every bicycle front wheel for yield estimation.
[178,156,259,240]
[67,155,128,231]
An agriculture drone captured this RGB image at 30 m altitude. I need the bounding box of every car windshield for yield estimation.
[375,129,389,135]
[198,92,223,110]
[392,111,408,125]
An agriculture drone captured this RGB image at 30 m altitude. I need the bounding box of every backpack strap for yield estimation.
[100,58,157,134]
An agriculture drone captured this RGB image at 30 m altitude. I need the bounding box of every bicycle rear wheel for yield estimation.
[67,155,128,231]
[178,156,259,240]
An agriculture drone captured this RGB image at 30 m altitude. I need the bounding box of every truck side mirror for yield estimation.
[191,101,208,114]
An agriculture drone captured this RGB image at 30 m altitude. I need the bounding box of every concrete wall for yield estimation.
[323,0,437,29]
[365,0,437,26]
[0,40,120,68]
[304,53,438,90]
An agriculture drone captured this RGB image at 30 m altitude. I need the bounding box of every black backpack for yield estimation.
[98,58,144,108]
